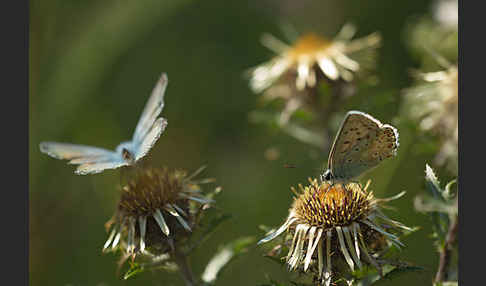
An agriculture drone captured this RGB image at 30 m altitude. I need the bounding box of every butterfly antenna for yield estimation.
[314,165,327,181]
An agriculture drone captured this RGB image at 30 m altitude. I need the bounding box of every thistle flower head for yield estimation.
[249,23,381,94]
[103,166,213,258]
[292,181,373,228]
[258,178,410,285]
[403,65,458,172]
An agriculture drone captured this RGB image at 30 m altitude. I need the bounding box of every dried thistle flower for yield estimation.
[249,23,381,94]
[403,65,458,173]
[103,166,213,259]
[258,178,411,285]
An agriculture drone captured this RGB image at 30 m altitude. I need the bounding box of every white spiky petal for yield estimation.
[153,208,170,236]
[139,216,147,253]
[103,228,117,250]
[165,204,191,231]
[336,226,355,271]
[323,230,332,286]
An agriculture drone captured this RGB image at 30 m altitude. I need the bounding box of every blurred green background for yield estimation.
[29,0,456,285]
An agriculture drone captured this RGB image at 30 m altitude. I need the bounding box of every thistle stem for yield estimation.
[434,215,458,283]
[174,248,197,286]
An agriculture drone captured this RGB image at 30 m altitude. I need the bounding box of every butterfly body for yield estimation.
[119,146,135,165]
[321,111,399,184]
[40,73,169,175]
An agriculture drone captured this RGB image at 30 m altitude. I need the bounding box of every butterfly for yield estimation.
[321,110,399,183]
[39,73,169,175]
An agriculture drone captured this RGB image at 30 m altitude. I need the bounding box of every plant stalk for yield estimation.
[174,248,197,286]
[434,214,458,283]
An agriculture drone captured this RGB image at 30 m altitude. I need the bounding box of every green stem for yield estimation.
[174,248,197,286]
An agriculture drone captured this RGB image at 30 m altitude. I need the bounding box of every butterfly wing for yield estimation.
[39,141,127,175]
[75,160,128,175]
[134,117,168,161]
[328,111,399,181]
[132,73,168,146]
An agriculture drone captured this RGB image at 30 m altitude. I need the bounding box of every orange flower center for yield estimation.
[288,33,331,59]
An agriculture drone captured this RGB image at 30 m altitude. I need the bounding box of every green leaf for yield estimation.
[123,263,144,280]
[425,164,443,199]
[122,253,179,280]
[422,164,451,237]
[201,236,256,284]
[414,195,456,215]
[443,179,457,200]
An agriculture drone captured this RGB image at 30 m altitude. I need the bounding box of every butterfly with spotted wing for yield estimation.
[321,111,399,183]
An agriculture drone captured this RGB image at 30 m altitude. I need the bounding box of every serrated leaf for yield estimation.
[201,236,256,284]
[421,164,457,238]
[425,164,443,199]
